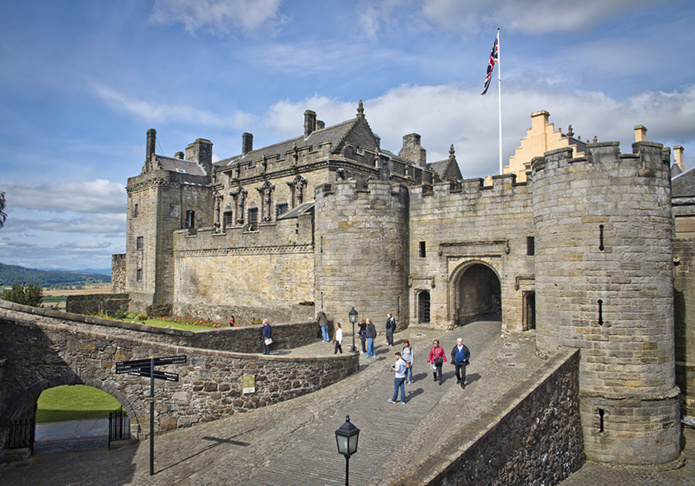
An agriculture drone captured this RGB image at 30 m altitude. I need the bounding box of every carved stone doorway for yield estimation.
[454,263,501,325]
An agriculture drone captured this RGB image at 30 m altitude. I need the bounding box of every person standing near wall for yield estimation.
[317,310,329,342]
[451,338,470,389]
[261,319,272,355]
[365,318,377,358]
[334,322,343,354]
[385,313,396,347]
[427,339,446,384]
[358,318,368,353]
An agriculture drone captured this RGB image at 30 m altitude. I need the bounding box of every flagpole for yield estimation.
[497,28,503,175]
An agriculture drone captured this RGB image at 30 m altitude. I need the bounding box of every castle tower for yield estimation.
[531,141,680,464]
[314,179,410,328]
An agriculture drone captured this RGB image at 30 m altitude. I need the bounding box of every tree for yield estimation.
[0,191,6,228]
[1,281,43,307]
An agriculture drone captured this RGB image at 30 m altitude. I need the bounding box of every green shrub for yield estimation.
[136,311,147,321]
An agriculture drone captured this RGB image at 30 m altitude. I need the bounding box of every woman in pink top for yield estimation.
[427,339,446,384]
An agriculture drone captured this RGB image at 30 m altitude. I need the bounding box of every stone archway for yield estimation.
[453,263,501,325]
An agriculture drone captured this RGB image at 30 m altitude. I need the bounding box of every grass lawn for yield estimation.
[37,385,122,423]
[122,318,210,331]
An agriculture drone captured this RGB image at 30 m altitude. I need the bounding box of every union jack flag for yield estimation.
[481,32,499,95]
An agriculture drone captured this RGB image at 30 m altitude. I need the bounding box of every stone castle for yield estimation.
[114,102,693,466]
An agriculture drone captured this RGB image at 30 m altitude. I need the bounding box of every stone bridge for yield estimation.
[0,300,358,458]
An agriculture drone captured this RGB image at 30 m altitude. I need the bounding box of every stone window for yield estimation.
[276,203,289,218]
[133,203,138,217]
[247,207,258,231]
[223,211,233,230]
[185,210,195,229]
[419,241,426,258]
[527,236,535,256]
[136,268,142,282]
[136,236,143,251]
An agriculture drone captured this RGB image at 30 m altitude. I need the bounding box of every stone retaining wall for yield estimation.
[65,293,130,317]
[394,347,583,485]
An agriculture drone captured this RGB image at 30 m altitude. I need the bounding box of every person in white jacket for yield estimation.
[334,322,343,354]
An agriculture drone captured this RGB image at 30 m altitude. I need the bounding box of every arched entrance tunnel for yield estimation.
[455,263,501,325]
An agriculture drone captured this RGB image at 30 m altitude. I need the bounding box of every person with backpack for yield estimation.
[451,338,470,389]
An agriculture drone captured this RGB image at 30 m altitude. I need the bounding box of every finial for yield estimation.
[357,99,364,117]
[449,144,455,159]
[567,124,574,137]
[593,136,598,143]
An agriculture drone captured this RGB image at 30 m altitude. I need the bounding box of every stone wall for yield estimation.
[674,238,695,416]
[111,253,126,293]
[393,348,583,485]
[0,300,357,455]
[65,293,130,317]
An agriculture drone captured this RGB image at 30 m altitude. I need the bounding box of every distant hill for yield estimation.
[0,263,110,288]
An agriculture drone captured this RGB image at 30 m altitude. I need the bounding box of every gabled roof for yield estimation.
[672,166,695,198]
[428,154,462,181]
[216,117,366,169]
[155,156,207,176]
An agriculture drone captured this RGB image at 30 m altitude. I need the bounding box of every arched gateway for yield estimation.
[452,262,501,325]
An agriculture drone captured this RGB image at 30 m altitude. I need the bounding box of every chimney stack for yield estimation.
[634,125,648,142]
[304,110,317,137]
[674,145,685,173]
[317,120,325,130]
[242,132,253,155]
[185,138,213,181]
[146,129,156,171]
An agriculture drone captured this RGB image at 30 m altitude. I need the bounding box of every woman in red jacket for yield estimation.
[427,339,446,384]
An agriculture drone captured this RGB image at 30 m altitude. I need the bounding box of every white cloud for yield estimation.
[150,0,285,35]
[1,180,126,214]
[263,83,695,179]
[93,85,254,129]
[420,0,664,35]
[9,214,126,235]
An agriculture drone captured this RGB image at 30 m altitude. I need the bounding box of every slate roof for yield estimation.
[672,167,695,198]
[428,157,462,181]
[215,117,361,169]
[277,201,315,220]
[155,156,207,176]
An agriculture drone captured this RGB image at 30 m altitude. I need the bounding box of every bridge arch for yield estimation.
[449,260,502,325]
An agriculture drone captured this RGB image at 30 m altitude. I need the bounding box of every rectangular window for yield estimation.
[133,203,138,217]
[223,211,233,230]
[276,203,289,218]
[185,210,195,229]
[527,236,535,256]
[419,241,426,258]
[136,236,143,250]
[247,208,258,231]
[136,268,142,282]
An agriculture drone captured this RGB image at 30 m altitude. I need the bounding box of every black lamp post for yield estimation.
[335,415,360,486]
[348,307,358,353]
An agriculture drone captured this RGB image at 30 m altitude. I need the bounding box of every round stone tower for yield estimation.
[314,179,410,330]
[532,141,680,464]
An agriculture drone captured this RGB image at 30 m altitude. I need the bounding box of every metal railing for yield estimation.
[108,408,131,441]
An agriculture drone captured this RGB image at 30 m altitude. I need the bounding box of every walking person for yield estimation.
[427,339,446,384]
[358,318,368,353]
[385,313,396,347]
[451,338,471,389]
[401,339,414,384]
[261,319,272,355]
[334,322,343,354]
[365,318,377,358]
[317,310,330,342]
[388,351,407,404]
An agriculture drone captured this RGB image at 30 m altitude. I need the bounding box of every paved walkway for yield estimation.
[1,322,694,485]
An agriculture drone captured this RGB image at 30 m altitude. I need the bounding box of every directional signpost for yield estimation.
[116,355,187,475]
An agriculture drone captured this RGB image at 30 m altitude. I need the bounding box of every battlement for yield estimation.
[531,140,670,176]
[314,178,409,206]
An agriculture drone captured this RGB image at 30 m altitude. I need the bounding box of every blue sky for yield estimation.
[1,0,694,272]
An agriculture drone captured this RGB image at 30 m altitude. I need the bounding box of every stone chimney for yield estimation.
[634,125,648,142]
[185,138,213,180]
[530,110,550,134]
[175,151,184,159]
[145,128,156,171]
[399,133,427,166]
[304,110,317,137]
[674,145,685,173]
[242,132,253,155]
[317,120,325,130]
